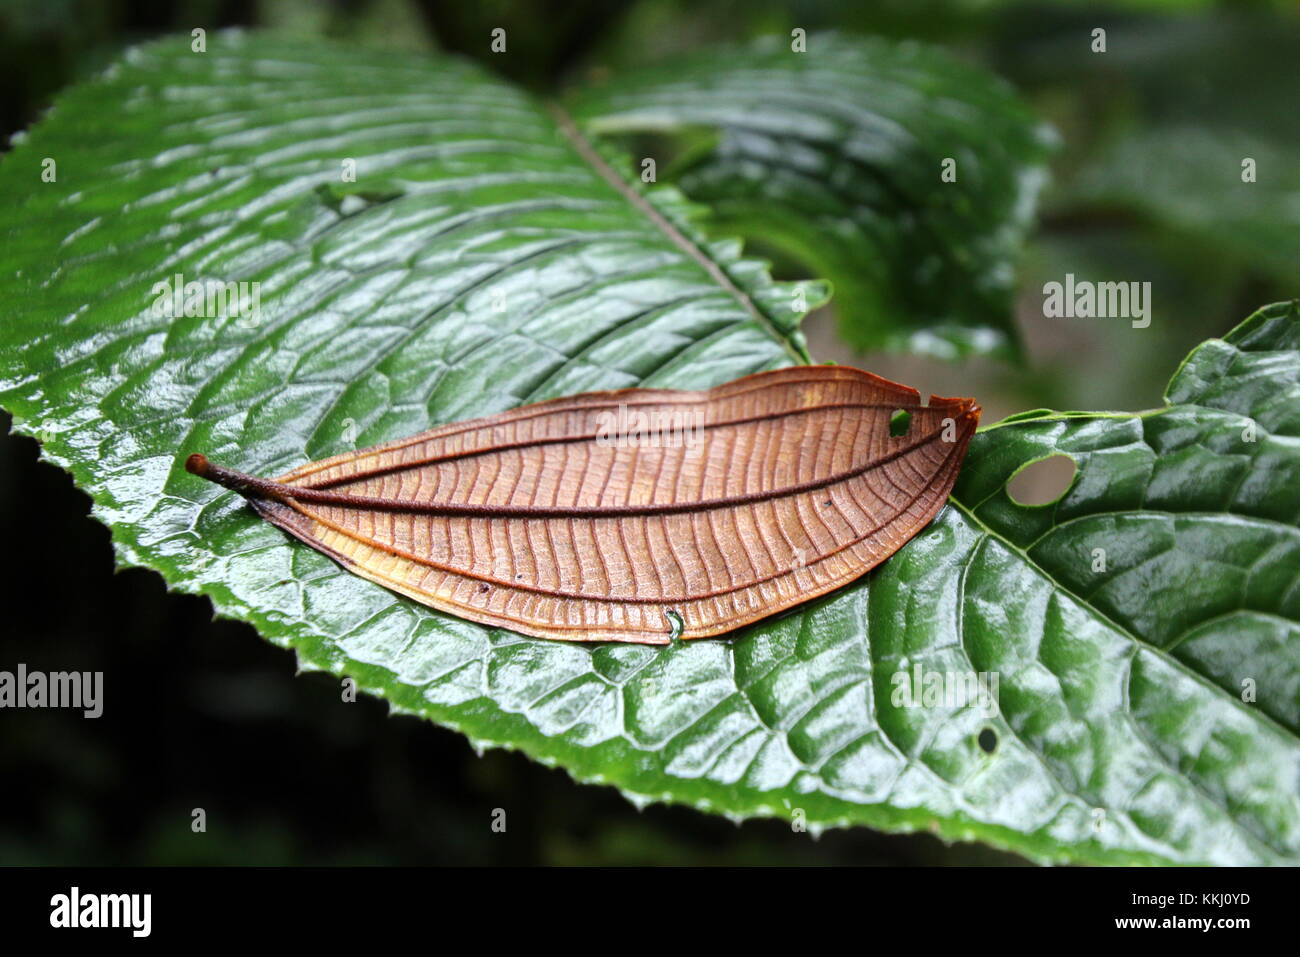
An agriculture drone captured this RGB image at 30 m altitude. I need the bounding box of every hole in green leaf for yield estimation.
[977,727,998,754]
[1006,454,1076,506]
[313,181,405,216]
[889,409,911,437]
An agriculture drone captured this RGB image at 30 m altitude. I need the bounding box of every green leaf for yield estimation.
[2,33,1296,865]
[949,301,1300,864]
[1062,127,1300,284]
[568,32,1055,359]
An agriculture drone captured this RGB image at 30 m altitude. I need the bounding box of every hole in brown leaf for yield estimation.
[665,609,684,641]
[1006,454,1076,506]
[889,409,911,437]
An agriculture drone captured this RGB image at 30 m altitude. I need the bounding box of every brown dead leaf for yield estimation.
[187,366,979,643]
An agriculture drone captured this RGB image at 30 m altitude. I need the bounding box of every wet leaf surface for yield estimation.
[0,34,1295,864]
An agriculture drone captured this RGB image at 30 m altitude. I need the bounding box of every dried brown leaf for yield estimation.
[187,366,979,643]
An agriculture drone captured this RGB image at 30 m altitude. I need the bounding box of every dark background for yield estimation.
[2,0,1295,865]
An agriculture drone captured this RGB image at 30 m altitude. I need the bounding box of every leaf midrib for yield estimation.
[546,101,810,366]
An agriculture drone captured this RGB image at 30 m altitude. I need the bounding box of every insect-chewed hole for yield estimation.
[977,727,999,754]
[889,409,911,437]
[665,609,684,641]
[1006,454,1076,506]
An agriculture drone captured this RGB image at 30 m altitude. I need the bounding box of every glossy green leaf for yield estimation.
[569,32,1055,359]
[1,33,1295,865]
